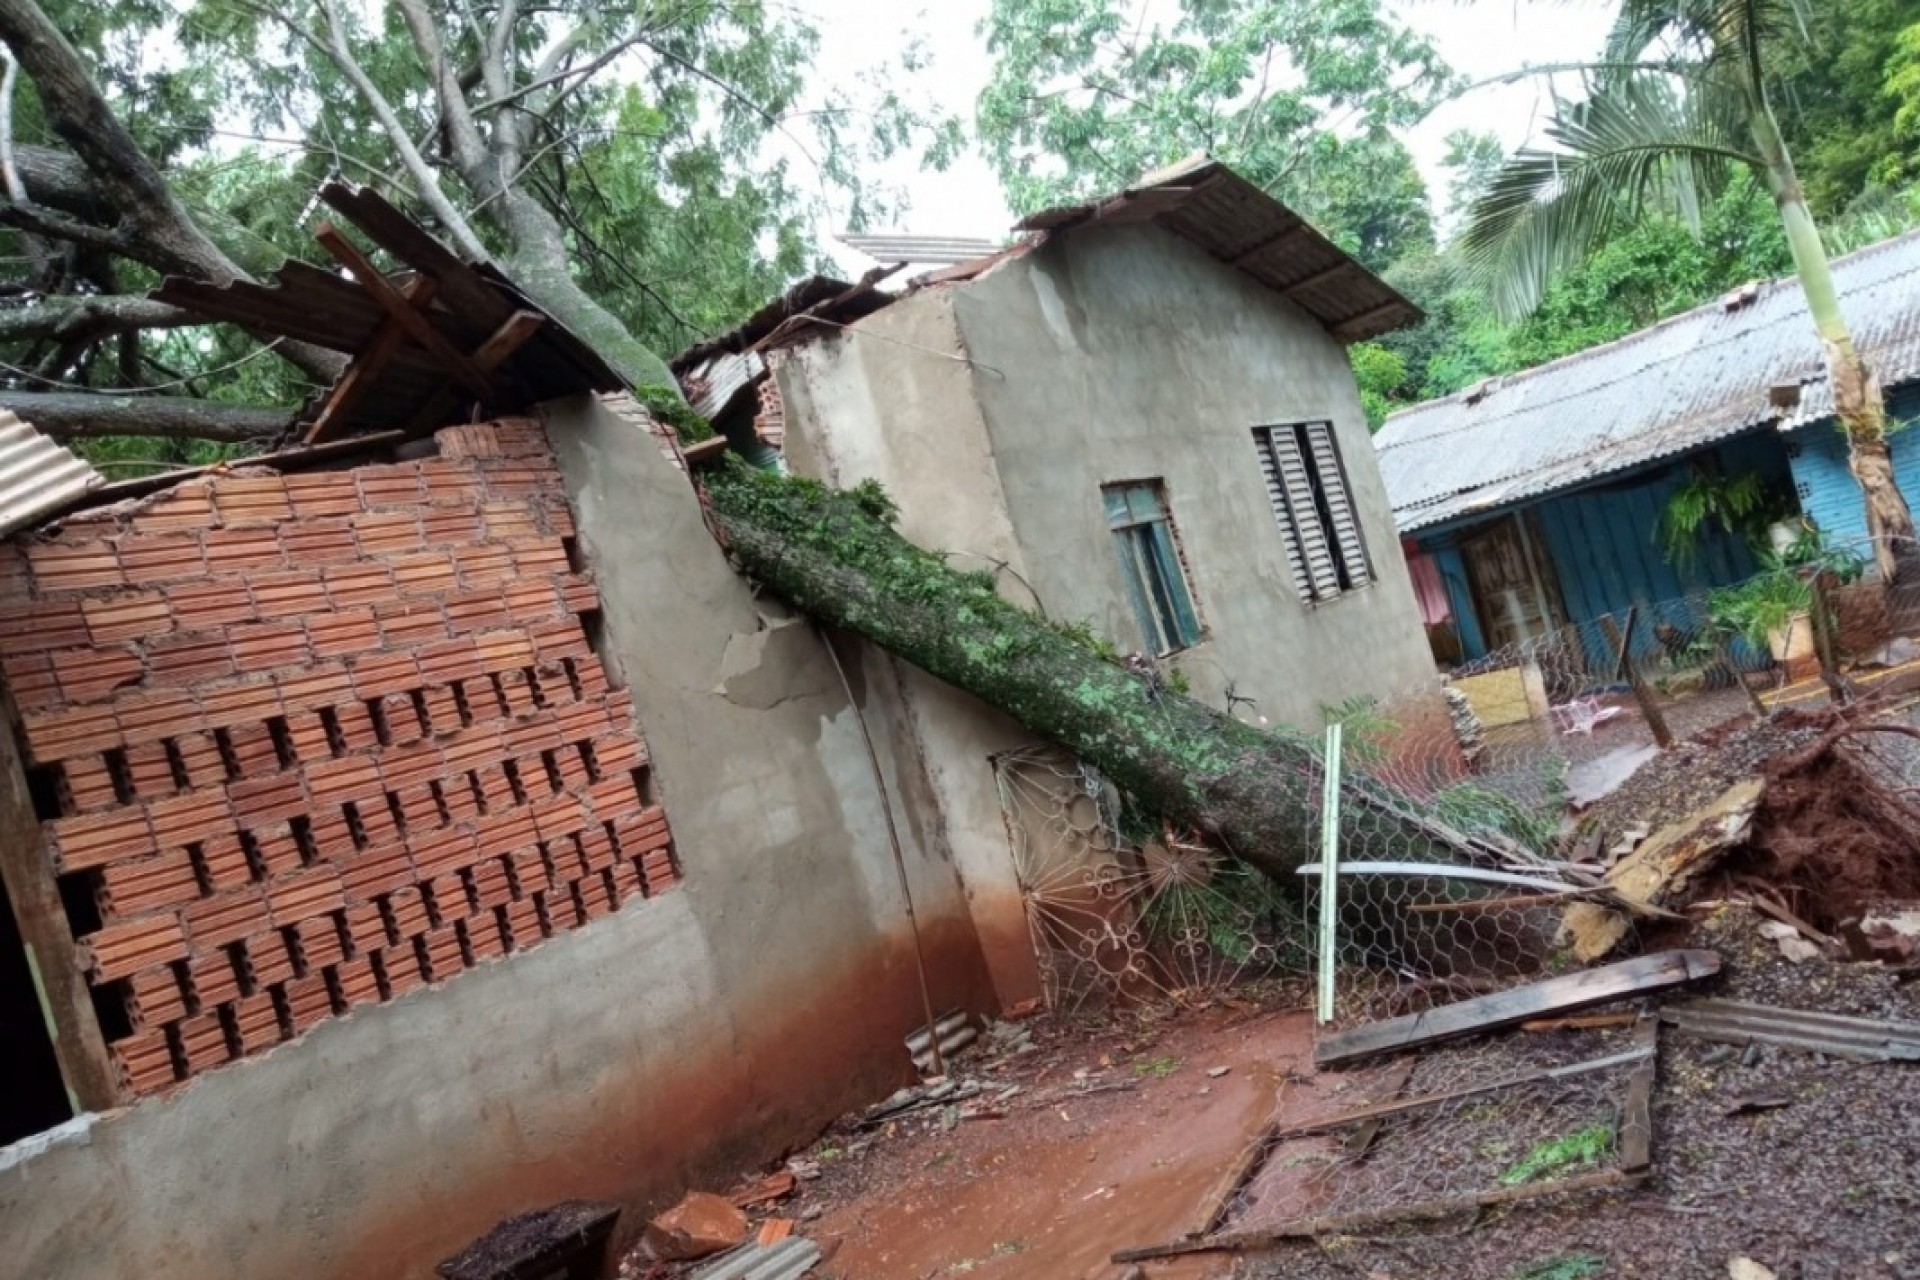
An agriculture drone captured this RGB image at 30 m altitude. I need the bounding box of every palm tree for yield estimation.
[1461,0,1916,581]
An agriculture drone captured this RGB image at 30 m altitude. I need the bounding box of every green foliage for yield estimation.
[1047,617,1123,663]
[1498,1123,1613,1186]
[1431,775,1564,853]
[1658,469,1795,567]
[1319,694,1395,766]
[1348,343,1408,431]
[976,0,1452,269]
[1707,538,1866,650]
[848,479,900,527]
[1778,0,1920,217]
[634,384,714,445]
[1131,1055,1180,1077]
[1511,1253,1606,1280]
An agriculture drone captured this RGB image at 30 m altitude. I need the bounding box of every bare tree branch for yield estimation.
[0,294,197,343]
[0,390,292,441]
[392,0,504,182]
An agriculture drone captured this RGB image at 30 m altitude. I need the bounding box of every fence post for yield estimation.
[1317,722,1344,1026]
[1807,571,1851,706]
[1599,613,1674,749]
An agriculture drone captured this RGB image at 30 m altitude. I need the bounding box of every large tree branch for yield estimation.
[0,390,292,442]
[0,0,243,282]
[391,0,505,191]
[0,294,196,343]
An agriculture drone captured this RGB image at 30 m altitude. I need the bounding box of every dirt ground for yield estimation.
[680,904,1920,1280]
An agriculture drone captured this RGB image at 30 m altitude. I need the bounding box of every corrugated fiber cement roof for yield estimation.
[1376,228,1920,533]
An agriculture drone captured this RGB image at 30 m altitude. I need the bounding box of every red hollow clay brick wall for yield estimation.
[0,420,678,1098]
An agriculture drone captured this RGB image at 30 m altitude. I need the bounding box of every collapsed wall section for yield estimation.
[0,419,677,1097]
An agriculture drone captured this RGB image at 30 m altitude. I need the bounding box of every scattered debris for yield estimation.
[1756,920,1821,963]
[1720,1091,1793,1117]
[436,1201,620,1280]
[1841,905,1920,964]
[1659,998,1920,1061]
[643,1192,749,1262]
[729,1172,796,1210]
[1520,1012,1638,1033]
[1207,1065,1232,1078]
[755,1219,794,1247]
[685,1237,821,1280]
[1727,1258,1778,1280]
[907,1010,977,1076]
[1314,950,1720,1068]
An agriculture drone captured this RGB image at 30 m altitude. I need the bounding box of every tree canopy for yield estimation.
[0,0,952,468]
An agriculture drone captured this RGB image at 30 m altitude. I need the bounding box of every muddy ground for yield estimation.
[673,905,1919,1280]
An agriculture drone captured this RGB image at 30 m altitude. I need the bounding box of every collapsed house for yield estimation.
[0,162,1441,1279]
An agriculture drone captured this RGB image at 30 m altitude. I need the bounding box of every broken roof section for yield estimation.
[672,155,1422,423]
[1376,228,1920,534]
[153,183,621,443]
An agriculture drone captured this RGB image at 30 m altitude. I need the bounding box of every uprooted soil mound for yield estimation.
[1733,714,1920,930]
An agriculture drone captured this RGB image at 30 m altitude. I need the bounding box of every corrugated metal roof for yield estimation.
[840,233,1006,265]
[0,412,103,535]
[1015,153,1423,343]
[1376,228,1920,533]
[690,1237,821,1279]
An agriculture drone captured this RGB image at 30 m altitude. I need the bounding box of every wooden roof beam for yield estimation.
[315,223,497,400]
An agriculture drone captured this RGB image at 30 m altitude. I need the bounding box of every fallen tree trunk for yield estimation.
[0,391,292,442]
[703,463,1480,885]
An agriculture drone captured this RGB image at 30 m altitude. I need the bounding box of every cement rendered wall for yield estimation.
[953,222,1438,731]
[0,396,992,1280]
[772,293,1046,1008]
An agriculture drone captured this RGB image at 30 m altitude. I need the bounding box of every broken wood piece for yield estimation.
[1313,950,1721,1069]
[1269,1046,1650,1144]
[730,1171,796,1209]
[1618,1012,1659,1172]
[755,1219,794,1247]
[1115,1168,1646,1262]
[1341,1058,1415,1157]
[1721,1091,1793,1117]
[1659,998,1920,1062]
[1563,780,1765,961]
[1737,886,1838,950]
[1521,1012,1639,1033]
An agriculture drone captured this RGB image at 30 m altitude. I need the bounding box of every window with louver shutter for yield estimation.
[1253,423,1375,604]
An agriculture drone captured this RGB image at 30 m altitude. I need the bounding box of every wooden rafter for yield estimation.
[315,223,497,399]
[305,275,439,444]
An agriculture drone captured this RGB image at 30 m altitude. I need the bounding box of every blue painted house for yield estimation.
[1376,229,1920,666]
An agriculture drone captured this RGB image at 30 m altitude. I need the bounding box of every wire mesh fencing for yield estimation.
[1204,1018,1653,1243]
[994,746,1310,1013]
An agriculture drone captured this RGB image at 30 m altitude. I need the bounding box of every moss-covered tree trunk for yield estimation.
[703,464,1473,887]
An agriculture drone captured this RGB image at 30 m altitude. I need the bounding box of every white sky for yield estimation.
[797,0,1616,264]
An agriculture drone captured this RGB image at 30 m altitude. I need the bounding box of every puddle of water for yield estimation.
[1565,744,1661,809]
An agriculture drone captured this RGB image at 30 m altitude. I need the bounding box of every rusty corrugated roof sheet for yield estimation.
[0,412,102,535]
[1014,153,1423,343]
[1375,228,1920,533]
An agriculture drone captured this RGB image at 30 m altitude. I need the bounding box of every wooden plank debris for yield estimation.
[1618,1012,1659,1172]
[1114,1168,1646,1263]
[1268,1047,1650,1145]
[1660,998,1920,1062]
[1313,950,1721,1069]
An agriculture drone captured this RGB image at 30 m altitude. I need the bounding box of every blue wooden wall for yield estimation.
[1785,385,1920,559]
[1414,430,1787,662]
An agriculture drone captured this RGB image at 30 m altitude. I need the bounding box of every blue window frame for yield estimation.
[1103,481,1203,655]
